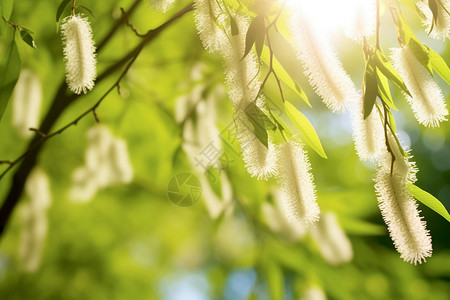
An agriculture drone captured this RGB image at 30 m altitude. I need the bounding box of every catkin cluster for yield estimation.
[70,125,133,202]
[192,0,447,264]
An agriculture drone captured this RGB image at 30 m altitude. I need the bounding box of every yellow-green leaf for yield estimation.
[0,27,21,122]
[426,45,450,85]
[284,101,327,158]
[408,184,450,223]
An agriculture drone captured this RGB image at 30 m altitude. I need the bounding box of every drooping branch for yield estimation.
[0,2,194,239]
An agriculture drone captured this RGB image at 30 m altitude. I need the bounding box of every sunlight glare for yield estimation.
[285,0,368,33]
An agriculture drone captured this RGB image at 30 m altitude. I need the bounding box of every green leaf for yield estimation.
[363,61,378,119]
[408,37,433,76]
[230,15,239,36]
[254,25,265,59]
[376,70,397,111]
[267,29,309,102]
[426,45,450,85]
[0,0,13,19]
[428,0,439,34]
[244,102,276,148]
[77,4,95,19]
[408,184,450,223]
[284,101,327,158]
[0,0,14,38]
[260,46,310,107]
[396,13,413,45]
[387,109,397,133]
[0,27,21,122]
[19,27,36,49]
[374,50,411,97]
[56,0,71,22]
[398,0,425,17]
[242,15,264,60]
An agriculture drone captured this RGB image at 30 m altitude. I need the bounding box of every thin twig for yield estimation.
[121,7,146,37]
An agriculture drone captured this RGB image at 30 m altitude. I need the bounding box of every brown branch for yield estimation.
[97,0,142,52]
[0,3,194,239]
[121,7,146,37]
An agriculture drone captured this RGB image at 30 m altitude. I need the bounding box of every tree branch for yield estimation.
[0,2,194,239]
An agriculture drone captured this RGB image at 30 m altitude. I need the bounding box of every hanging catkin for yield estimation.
[374,136,432,264]
[391,46,448,127]
[61,14,97,94]
[277,140,320,225]
[289,8,359,113]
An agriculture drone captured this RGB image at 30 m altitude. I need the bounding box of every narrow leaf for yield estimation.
[260,47,310,106]
[0,27,21,121]
[376,70,397,110]
[20,27,36,49]
[408,37,433,76]
[374,50,411,97]
[56,0,71,22]
[242,15,264,60]
[77,4,95,19]
[0,0,13,19]
[284,101,327,158]
[255,26,265,59]
[408,184,450,223]
[398,0,426,17]
[363,63,378,119]
[426,45,450,85]
[244,102,276,148]
[230,15,239,36]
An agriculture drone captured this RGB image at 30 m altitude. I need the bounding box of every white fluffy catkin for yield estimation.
[349,95,385,160]
[417,0,450,40]
[310,212,353,265]
[149,0,176,12]
[61,14,96,94]
[344,0,376,43]
[194,0,227,52]
[277,140,320,225]
[70,125,134,202]
[220,14,277,179]
[19,169,51,272]
[12,69,42,138]
[235,111,278,180]
[375,136,432,264]
[391,46,448,127]
[289,9,359,113]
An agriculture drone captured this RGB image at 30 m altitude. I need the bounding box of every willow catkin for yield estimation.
[310,212,353,265]
[70,125,134,202]
[194,0,227,52]
[349,95,385,160]
[235,111,278,180]
[391,46,448,127]
[417,0,450,40]
[61,14,96,94]
[12,69,42,138]
[19,169,51,272]
[220,14,277,179]
[344,0,376,43]
[277,140,320,225]
[375,136,432,264]
[289,9,359,113]
[149,0,176,12]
